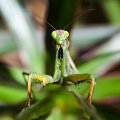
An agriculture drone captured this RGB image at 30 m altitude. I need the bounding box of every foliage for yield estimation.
[0,0,120,120]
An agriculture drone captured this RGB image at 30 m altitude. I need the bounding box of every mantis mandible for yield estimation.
[24,29,95,107]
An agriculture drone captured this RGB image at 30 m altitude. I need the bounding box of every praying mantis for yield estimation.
[24,29,95,107]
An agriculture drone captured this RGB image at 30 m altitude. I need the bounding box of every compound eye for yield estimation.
[64,31,69,39]
[51,31,57,39]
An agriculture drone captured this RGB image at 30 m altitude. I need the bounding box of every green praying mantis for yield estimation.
[24,29,95,107]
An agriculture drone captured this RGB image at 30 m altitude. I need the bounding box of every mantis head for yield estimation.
[51,30,69,45]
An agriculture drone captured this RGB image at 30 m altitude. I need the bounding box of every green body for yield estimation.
[25,30,95,106]
[52,30,78,82]
[51,30,95,103]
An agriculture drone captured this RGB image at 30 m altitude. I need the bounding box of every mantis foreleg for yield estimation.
[64,74,95,103]
[23,72,54,106]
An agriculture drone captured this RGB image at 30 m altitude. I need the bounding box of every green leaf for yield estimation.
[101,0,120,25]
[0,84,26,104]
[0,115,14,120]
[78,53,120,75]
[93,77,120,101]
[7,67,26,85]
[70,26,119,48]
[17,84,102,120]
[69,77,120,101]
[0,0,45,73]
[0,32,17,55]
[46,108,64,120]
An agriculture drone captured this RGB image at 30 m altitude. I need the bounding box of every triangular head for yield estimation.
[51,30,69,45]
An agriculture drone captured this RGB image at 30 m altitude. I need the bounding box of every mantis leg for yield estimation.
[22,72,29,85]
[22,72,32,107]
[66,50,78,73]
[22,72,54,107]
[64,74,95,103]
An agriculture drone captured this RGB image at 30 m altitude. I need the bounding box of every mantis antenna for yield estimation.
[63,8,95,30]
[63,0,95,30]
[27,1,95,31]
[27,11,56,30]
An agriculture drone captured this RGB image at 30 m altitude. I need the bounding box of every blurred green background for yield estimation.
[0,0,120,119]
